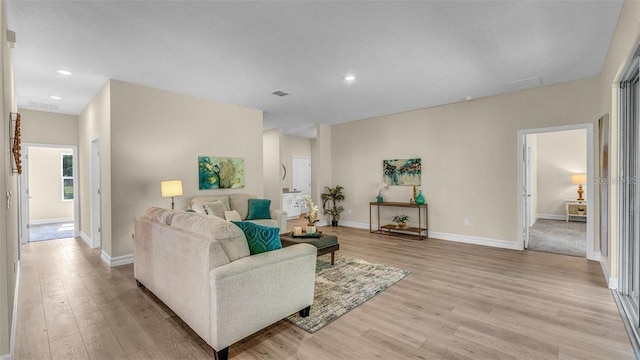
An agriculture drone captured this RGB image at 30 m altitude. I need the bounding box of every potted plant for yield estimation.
[321,185,345,227]
[392,214,410,228]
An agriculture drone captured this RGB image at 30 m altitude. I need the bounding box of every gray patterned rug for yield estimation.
[286,255,410,333]
[528,219,586,257]
[29,222,74,242]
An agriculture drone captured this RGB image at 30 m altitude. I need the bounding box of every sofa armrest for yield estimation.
[209,244,316,350]
[270,209,288,233]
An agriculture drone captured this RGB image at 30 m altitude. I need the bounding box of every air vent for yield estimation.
[272,90,290,97]
[28,101,59,110]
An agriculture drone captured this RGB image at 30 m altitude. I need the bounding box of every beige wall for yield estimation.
[79,81,111,253]
[20,109,78,146]
[108,80,263,257]
[311,124,331,219]
[528,134,538,225]
[27,147,74,221]
[263,129,282,209]
[281,135,312,191]
[1,0,18,354]
[536,129,587,217]
[597,0,640,281]
[330,77,599,242]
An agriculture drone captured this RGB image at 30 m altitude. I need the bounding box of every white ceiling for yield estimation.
[5,1,623,138]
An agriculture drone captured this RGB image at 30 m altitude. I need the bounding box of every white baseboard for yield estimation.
[100,250,134,267]
[29,217,74,225]
[536,214,566,221]
[601,260,618,290]
[80,231,92,248]
[588,250,602,262]
[429,231,522,250]
[7,260,20,360]
[337,221,522,250]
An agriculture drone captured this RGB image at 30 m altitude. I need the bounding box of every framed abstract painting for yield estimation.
[199,156,245,189]
[383,158,421,186]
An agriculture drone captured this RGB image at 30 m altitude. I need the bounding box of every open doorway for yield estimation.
[19,144,79,243]
[517,124,596,260]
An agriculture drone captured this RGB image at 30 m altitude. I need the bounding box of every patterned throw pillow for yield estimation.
[224,210,242,222]
[203,200,228,218]
[246,199,271,220]
[232,221,281,255]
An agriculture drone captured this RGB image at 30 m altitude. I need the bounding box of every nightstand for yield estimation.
[566,199,587,222]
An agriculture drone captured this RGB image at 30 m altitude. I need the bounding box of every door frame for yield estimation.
[516,123,597,260]
[18,143,80,244]
[292,156,312,212]
[91,137,102,249]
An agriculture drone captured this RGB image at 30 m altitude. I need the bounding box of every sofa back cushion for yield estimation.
[142,207,175,225]
[191,196,231,214]
[170,212,250,261]
[229,194,257,220]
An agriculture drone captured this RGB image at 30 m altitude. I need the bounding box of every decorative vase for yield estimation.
[376,196,384,203]
[397,222,407,229]
[415,190,425,205]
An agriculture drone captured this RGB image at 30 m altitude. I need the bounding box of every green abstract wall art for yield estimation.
[383,158,421,186]
[199,156,245,189]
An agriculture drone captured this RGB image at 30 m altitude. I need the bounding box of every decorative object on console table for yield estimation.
[322,185,345,227]
[377,183,388,203]
[571,173,586,201]
[415,190,425,205]
[392,214,410,228]
[383,158,421,186]
[160,180,183,210]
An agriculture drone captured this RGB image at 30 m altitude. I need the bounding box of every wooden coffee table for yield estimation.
[280,232,340,265]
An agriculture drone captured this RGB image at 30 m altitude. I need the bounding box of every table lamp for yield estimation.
[161,180,183,209]
[571,173,586,201]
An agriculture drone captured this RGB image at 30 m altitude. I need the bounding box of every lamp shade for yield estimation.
[571,173,587,185]
[161,180,183,197]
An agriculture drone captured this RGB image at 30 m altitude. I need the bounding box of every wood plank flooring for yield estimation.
[15,220,636,359]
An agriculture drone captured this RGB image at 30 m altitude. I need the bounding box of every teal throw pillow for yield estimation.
[232,221,282,255]
[246,198,272,220]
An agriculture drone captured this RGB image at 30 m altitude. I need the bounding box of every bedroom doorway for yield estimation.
[517,124,596,260]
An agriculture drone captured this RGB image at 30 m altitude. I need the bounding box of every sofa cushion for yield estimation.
[191,196,231,214]
[232,221,282,255]
[143,207,175,225]
[224,210,242,222]
[246,199,272,220]
[204,200,229,218]
[171,212,250,261]
[229,194,257,220]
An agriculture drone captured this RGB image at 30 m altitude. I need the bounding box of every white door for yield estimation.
[91,138,102,249]
[523,140,531,248]
[292,157,311,212]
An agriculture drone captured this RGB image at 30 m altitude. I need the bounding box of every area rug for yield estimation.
[528,219,586,257]
[286,255,410,333]
[29,222,74,242]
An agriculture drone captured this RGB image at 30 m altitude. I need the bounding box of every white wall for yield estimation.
[528,134,538,225]
[311,124,332,219]
[27,147,74,222]
[108,80,263,258]
[263,129,282,209]
[281,135,312,190]
[1,0,18,355]
[330,77,600,243]
[20,109,78,145]
[536,129,587,217]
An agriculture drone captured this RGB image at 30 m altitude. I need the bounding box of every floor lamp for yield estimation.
[161,180,183,210]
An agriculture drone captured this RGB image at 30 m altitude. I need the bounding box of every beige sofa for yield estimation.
[133,207,316,360]
[190,194,287,233]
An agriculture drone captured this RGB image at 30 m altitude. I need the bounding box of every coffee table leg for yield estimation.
[331,251,335,265]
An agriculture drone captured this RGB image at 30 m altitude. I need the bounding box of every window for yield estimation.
[62,153,73,200]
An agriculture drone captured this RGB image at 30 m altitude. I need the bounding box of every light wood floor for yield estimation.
[15,220,636,359]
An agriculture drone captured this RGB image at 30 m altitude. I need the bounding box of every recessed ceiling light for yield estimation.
[344,74,356,81]
[57,70,72,76]
[50,95,62,100]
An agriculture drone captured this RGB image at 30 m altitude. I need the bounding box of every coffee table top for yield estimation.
[280,232,338,249]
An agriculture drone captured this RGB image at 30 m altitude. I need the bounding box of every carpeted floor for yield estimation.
[30,222,75,242]
[528,219,586,257]
[286,254,410,333]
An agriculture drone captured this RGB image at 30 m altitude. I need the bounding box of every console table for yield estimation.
[369,202,428,240]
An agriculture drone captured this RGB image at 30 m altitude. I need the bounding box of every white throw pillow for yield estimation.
[224,210,242,222]
[203,200,228,218]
